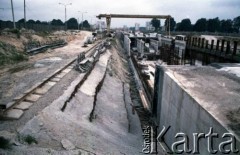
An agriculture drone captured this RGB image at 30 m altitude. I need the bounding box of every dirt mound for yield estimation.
[0,29,81,66]
[0,41,28,66]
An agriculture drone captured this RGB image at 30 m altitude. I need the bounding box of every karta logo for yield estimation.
[142,126,239,154]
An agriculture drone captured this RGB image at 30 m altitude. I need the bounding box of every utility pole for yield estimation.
[59,3,72,30]
[78,18,80,30]
[168,17,171,37]
[10,0,16,29]
[78,11,87,30]
[0,8,4,20]
[24,0,26,28]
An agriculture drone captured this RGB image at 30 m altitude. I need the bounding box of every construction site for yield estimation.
[0,0,240,154]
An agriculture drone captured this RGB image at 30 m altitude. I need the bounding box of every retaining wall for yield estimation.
[153,65,240,154]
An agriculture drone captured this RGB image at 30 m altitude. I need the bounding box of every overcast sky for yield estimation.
[0,0,239,27]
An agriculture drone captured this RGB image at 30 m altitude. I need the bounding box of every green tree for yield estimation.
[220,19,233,33]
[67,18,78,29]
[35,20,41,24]
[17,18,25,23]
[82,20,90,28]
[51,19,64,26]
[207,17,220,32]
[233,16,240,33]
[27,19,35,24]
[164,17,176,31]
[176,18,192,31]
[151,18,161,31]
[41,21,49,25]
[193,18,207,32]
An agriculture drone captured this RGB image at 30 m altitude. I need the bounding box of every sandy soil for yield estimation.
[0,31,92,105]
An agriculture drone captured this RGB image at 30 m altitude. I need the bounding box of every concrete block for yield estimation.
[25,94,41,102]
[61,139,75,150]
[1,101,15,109]
[67,65,74,69]
[55,72,67,78]
[50,77,61,82]
[35,83,53,95]
[62,68,72,73]
[13,94,25,101]
[199,108,211,126]
[35,88,49,95]
[47,81,57,86]
[24,82,42,94]
[5,109,24,119]
[191,101,200,123]
[14,102,33,110]
[53,69,61,74]
[182,92,193,118]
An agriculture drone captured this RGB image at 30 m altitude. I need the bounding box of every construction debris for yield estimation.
[75,40,111,73]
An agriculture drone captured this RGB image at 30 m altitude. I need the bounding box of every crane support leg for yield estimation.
[106,16,111,36]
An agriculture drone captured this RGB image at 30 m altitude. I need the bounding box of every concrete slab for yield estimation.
[55,72,67,78]
[156,65,240,141]
[14,102,33,110]
[80,51,111,96]
[0,101,15,109]
[5,109,24,119]
[62,68,72,73]
[34,84,53,95]
[13,94,25,101]
[23,82,42,94]
[25,94,41,102]
[61,139,75,150]
[50,77,61,82]
[47,81,57,86]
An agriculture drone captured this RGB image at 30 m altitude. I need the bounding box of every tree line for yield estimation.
[0,18,91,30]
[151,16,240,33]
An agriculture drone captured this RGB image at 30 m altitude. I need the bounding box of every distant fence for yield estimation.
[186,36,240,64]
[170,31,240,37]
[0,21,64,31]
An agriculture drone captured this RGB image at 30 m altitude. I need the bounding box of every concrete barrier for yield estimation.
[153,65,240,154]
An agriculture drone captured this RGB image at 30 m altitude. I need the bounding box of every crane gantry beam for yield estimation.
[97,14,171,19]
[96,14,172,36]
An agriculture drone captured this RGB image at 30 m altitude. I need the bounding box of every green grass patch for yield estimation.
[8,29,21,38]
[24,135,38,145]
[0,41,28,66]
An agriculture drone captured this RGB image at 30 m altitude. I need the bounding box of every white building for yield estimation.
[135,23,140,32]
[96,21,106,31]
[123,25,129,32]
[146,21,154,31]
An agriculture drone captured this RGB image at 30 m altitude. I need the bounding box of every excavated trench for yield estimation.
[115,38,154,128]
[61,60,97,112]
[61,43,106,112]
[89,69,107,122]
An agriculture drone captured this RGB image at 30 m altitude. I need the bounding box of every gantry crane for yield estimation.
[96,14,171,36]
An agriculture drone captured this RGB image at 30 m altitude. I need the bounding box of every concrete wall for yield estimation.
[158,36,172,47]
[175,40,186,58]
[137,39,145,56]
[153,65,240,155]
[124,35,131,56]
[150,39,159,53]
